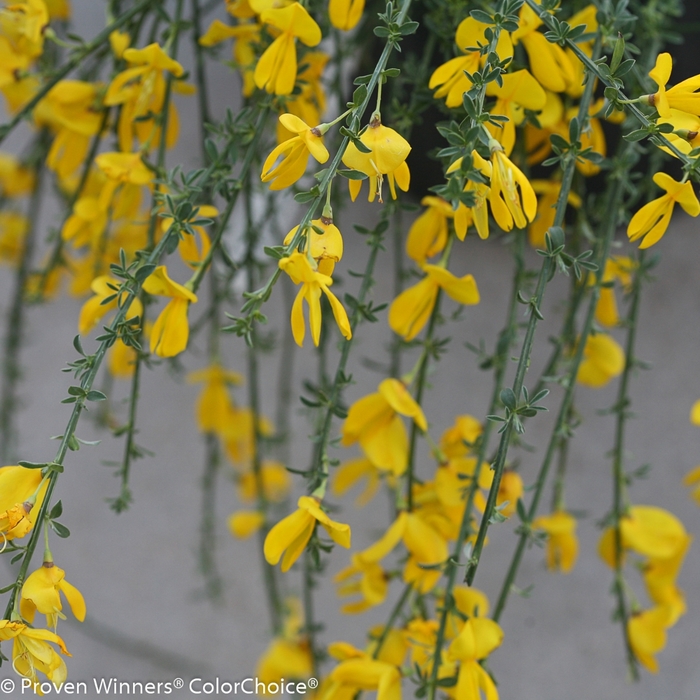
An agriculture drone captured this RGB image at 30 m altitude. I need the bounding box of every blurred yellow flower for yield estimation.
[264,496,350,571]
[532,510,578,573]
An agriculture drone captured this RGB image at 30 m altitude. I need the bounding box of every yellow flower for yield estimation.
[429,17,513,108]
[440,415,482,459]
[44,0,71,20]
[444,587,490,639]
[590,256,633,327]
[645,52,700,118]
[332,456,381,507]
[388,264,479,341]
[104,43,186,151]
[511,3,574,93]
[341,378,427,475]
[328,0,364,31]
[0,0,48,58]
[447,153,491,240]
[341,114,411,203]
[237,460,291,502]
[627,172,700,249]
[628,607,671,673]
[20,562,86,629]
[228,510,265,538]
[496,469,523,518]
[485,69,546,155]
[0,465,47,540]
[334,554,388,613]
[109,29,130,58]
[0,211,27,265]
[254,2,322,95]
[683,464,700,504]
[532,510,578,573]
[488,144,538,231]
[447,617,504,700]
[257,637,313,685]
[34,81,103,182]
[187,364,243,435]
[643,534,691,627]
[142,266,198,358]
[264,495,351,571]
[0,152,34,197]
[599,505,688,566]
[691,399,700,426]
[327,654,402,700]
[435,457,492,514]
[94,151,154,210]
[78,276,143,336]
[576,333,624,388]
[279,51,328,137]
[405,196,453,264]
[0,620,70,690]
[283,216,343,275]
[262,113,329,190]
[279,252,351,347]
[356,511,448,593]
[199,20,261,97]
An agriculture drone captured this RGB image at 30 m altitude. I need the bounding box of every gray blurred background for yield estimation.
[2,1,700,699]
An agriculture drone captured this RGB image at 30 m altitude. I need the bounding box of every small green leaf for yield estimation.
[50,521,71,538]
[18,461,48,469]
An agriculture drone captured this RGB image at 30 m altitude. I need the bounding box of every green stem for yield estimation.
[110,0,184,511]
[426,230,526,700]
[188,106,271,294]
[370,583,412,659]
[2,100,261,620]
[0,134,48,462]
[491,154,629,623]
[309,219,387,497]
[406,287,443,511]
[244,184,283,636]
[611,251,645,682]
[464,32,602,587]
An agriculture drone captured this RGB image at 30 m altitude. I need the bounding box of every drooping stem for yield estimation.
[110,0,185,512]
[610,251,645,682]
[464,33,602,586]
[244,183,283,636]
[491,151,630,624]
[426,229,526,700]
[0,133,49,462]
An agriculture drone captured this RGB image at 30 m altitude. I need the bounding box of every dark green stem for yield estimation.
[0,135,48,462]
[492,157,628,623]
[464,32,602,586]
[611,251,645,682]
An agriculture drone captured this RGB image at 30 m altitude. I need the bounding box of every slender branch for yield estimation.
[610,251,645,681]
[464,32,602,586]
[110,0,185,512]
[0,133,49,461]
[491,150,630,623]
[244,184,283,636]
